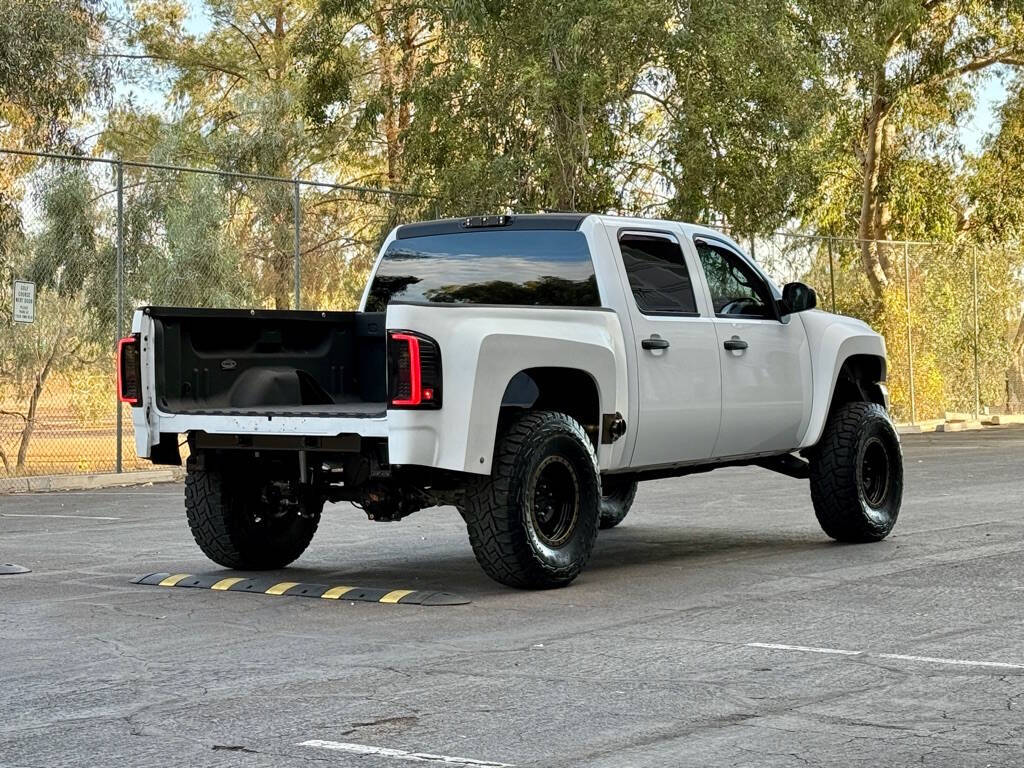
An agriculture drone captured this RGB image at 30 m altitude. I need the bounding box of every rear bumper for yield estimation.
[133,409,387,458]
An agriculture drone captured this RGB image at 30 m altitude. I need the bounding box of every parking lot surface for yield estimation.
[2,428,1023,767]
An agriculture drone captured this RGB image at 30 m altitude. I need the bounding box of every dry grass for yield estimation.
[1,376,153,477]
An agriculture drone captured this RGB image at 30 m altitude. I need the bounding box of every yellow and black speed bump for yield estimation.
[132,572,470,606]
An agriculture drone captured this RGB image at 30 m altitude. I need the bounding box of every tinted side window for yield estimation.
[619,233,698,315]
[365,230,599,311]
[696,241,774,319]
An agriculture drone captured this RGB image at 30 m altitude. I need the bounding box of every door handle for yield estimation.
[723,337,748,351]
[642,336,670,350]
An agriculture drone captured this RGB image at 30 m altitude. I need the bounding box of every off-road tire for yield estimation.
[184,456,321,569]
[462,410,601,589]
[599,478,638,529]
[809,401,903,542]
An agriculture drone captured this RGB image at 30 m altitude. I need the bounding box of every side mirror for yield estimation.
[781,282,817,315]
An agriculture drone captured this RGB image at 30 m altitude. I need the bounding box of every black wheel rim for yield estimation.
[530,455,580,548]
[859,437,891,509]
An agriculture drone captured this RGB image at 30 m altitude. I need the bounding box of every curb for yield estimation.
[935,421,984,432]
[896,419,944,435]
[0,468,184,494]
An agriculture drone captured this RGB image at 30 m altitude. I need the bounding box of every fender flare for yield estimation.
[464,334,622,473]
[799,332,888,449]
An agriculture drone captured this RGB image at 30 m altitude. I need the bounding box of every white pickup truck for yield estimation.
[120,214,902,589]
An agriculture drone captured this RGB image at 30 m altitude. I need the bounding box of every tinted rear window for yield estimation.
[365,230,600,311]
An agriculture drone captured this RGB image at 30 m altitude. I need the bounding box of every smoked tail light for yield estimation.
[387,331,442,409]
[117,334,142,406]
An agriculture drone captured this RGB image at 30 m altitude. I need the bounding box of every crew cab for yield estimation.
[120,214,903,589]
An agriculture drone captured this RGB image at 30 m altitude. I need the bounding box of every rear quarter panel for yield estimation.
[385,303,629,474]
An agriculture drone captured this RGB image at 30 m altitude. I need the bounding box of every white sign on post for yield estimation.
[13,280,35,324]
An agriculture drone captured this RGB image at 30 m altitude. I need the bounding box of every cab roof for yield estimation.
[395,213,738,249]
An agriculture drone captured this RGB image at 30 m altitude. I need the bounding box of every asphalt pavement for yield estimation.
[2,427,1023,767]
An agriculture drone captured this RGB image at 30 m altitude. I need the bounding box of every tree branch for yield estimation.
[629,89,681,123]
[225,20,264,65]
[914,51,1024,92]
[91,51,248,81]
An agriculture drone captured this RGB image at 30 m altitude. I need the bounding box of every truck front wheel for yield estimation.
[462,410,601,589]
[184,456,322,569]
[809,402,903,542]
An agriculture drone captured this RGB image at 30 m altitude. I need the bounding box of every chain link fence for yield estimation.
[2,148,1023,478]
[0,148,431,478]
[751,233,1024,424]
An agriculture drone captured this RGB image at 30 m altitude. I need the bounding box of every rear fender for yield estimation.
[385,303,629,474]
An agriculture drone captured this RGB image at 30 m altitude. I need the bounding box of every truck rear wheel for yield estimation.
[462,410,601,589]
[184,456,321,569]
[599,478,638,529]
[809,402,903,542]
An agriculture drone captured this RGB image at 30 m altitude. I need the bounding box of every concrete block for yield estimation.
[986,414,1024,426]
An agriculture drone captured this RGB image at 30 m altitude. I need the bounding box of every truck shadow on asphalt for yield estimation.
[589,526,838,570]
[201,526,842,599]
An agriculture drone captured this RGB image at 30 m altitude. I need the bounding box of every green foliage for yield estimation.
[0,0,107,147]
[7,0,1024,467]
[656,1,825,236]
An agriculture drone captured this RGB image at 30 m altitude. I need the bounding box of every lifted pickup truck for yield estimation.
[120,214,902,589]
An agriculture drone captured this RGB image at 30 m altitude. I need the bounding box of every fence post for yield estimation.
[904,242,916,425]
[292,181,301,310]
[973,245,981,420]
[115,161,125,474]
[827,237,836,313]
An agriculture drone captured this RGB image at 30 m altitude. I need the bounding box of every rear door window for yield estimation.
[365,230,600,311]
[619,231,698,315]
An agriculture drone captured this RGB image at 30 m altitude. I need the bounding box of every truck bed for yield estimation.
[144,306,387,418]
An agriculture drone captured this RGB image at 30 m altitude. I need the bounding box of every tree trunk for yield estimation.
[1007,312,1024,413]
[273,250,292,309]
[547,45,575,212]
[859,95,891,299]
[375,6,400,187]
[15,323,66,472]
[398,12,417,135]
[872,121,895,277]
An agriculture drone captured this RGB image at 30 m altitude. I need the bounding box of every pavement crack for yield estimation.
[339,714,420,735]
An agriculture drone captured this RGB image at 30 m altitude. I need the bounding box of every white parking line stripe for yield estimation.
[746,642,861,656]
[747,643,1024,669]
[1,513,122,521]
[299,740,515,767]
[875,653,1024,669]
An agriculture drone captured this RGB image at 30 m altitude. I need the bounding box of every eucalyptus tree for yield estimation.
[965,86,1024,409]
[802,0,1024,298]
[109,0,376,308]
[651,0,826,237]
[0,0,107,147]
